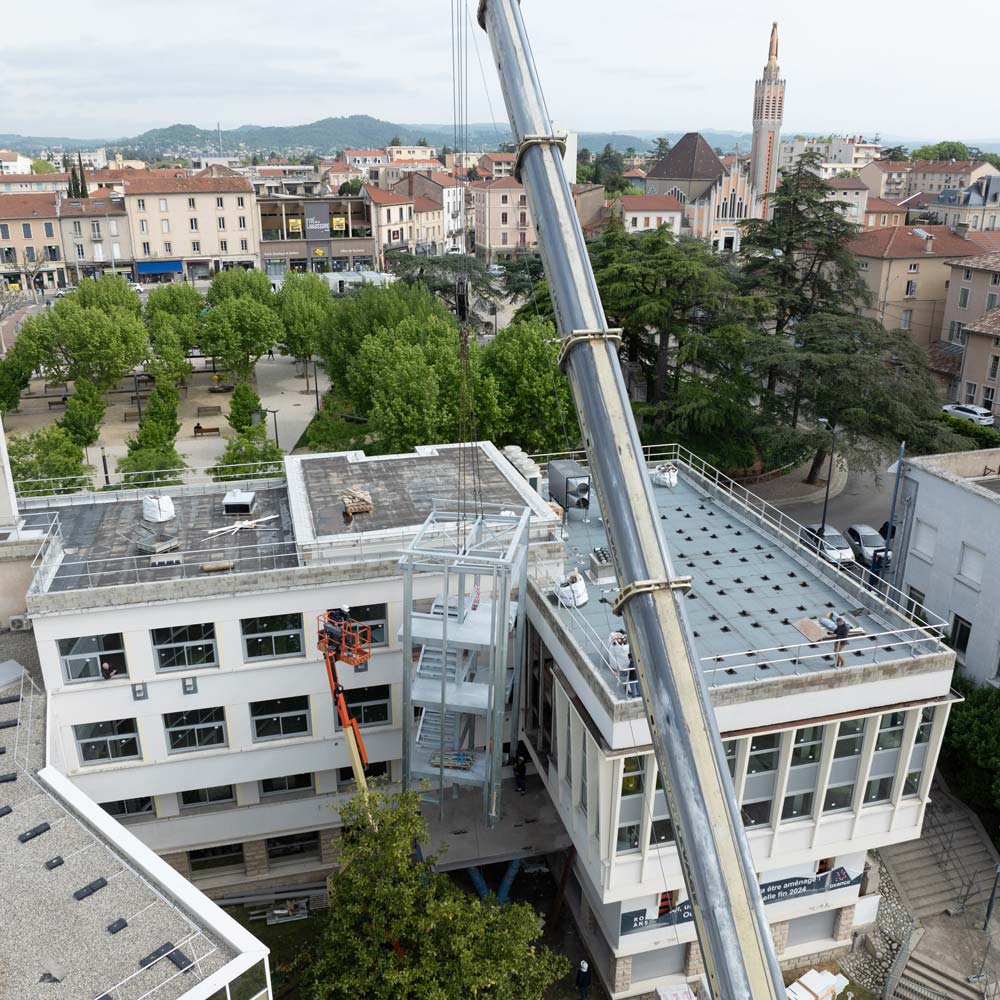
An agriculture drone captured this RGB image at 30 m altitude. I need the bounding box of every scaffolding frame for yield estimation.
[399,500,530,827]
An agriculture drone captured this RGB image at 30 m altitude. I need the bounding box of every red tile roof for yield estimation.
[0,171,70,185]
[967,231,1000,253]
[0,193,58,219]
[413,196,442,214]
[123,174,252,194]
[623,168,647,178]
[825,177,867,190]
[481,152,516,162]
[967,308,1000,337]
[866,197,905,214]
[615,194,684,212]
[60,194,127,216]
[848,224,982,259]
[944,252,1000,274]
[363,185,412,206]
[872,159,993,174]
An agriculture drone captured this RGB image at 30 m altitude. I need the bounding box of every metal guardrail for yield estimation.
[882,913,917,1000]
[923,797,977,914]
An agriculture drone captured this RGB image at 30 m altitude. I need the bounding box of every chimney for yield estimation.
[955,221,970,240]
[924,233,935,253]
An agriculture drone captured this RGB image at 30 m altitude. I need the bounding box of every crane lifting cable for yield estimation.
[477,2,785,997]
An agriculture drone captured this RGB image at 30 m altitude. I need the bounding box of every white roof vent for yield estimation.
[142,495,176,523]
[223,490,257,516]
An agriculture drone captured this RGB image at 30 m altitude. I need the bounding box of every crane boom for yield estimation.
[477,3,785,996]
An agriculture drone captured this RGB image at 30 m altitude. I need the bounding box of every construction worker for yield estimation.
[324,606,351,650]
[575,960,592,999]
[833,616,850,668]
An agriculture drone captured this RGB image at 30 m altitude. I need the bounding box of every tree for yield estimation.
[31,159,55,174]
[650,137,671,159]
[18,248,49,302]
[68,164,80,198]
[941,676,1000,821]
[200,295,282,382]
[879,145,908,162]
[481,317,576,452]
[228,382,263,432]
[577,147,592,166]
[417,136,430,147]
[145,282,204,351]
[17,298,148,388]
[303,788,569,1000]
[276,270,332,362]
[0,280,23,329]
[7,425,90,494]
[58,382,105,447]
[500,255,545,301]
[338,178,363,195]
[388,135,403,147]
[592,143,625,189]
[142,383,181,438]
[77,152,88,198]
[0,343,35,412]
[73,273,142,317]
[115,443,186,489]
[211,425,283,481]
[205,268,276,308]
[910,141,970,162]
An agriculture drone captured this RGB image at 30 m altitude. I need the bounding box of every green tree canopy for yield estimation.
[31,159,56,174]
[303,788,569,1000]
[650,137,671,159]
[0,341,36,412]
[72,273,142,318]
[115,444,186,489]
[58,382,105,448]
[388,135,403,147]
[879,145,908,162]
[228,382,263,432]
[200,296,283,382]
[7,425,90,494]
[338,177,363,195]
[145,283,204,352]
[205,268,276,308]
[211,424,284,481]
[910,141,971,162]
[276,271,333,360]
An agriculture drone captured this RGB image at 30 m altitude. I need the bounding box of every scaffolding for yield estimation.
[399,500,530,827]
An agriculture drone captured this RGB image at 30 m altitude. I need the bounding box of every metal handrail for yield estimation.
[881,913,916,1000]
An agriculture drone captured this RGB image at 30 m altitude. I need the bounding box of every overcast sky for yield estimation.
[2,0,993,142]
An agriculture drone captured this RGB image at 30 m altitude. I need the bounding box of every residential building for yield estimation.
[472,177,537,263]
[863,198,907,230]
[443,151,481,174]
[892,448,1000,685]
[40,147,108,169]
[0,193,66,291]
[750,22,785,215]
[824,177,868,224]
[319,160,364,192]
[122,174,259,282]
[623,168,647,190]
[0,171,72,194]
[391,171,466,252]
[0,149,33,174]
[59,191,136,283]
[937,253,1000,407]
[860,160,1000,200]
[249,168,322,199]
[4,434,956,998]
[386,144,438,161]
[611,194,683,234]
[343,149,388,183]
[645,132,761,252]
[190,155,245,170]
[363,185,414,265]
[413,196,445,254]
[377,158,448,191]
[925,176,1000,232]
[258,195,376,278]
[847,224,988,347]
[778,136,880,176]
[571,183,608,234]
[479,152,517,179]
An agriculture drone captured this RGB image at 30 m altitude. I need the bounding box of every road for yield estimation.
[779,464,900,535]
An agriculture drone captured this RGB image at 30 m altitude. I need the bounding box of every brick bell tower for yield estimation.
[750,21,785,218]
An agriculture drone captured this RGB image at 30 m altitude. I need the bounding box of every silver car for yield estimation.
[801,523,855,565]
[844,524,891,568]
[942,403,995,426]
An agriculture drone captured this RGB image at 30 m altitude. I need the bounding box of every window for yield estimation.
[880,215,887,226]
[75,243,84,259]
[989,294,999,312]
[180,785,234,808]
[579,740,588,814]
[158,198,167,211]
[993,273,1000,286]
[216,196,224,209]
[191,240,200,253]
[71,220,82,238]
[501,212,508,225]
[220,240,228,253]
[781,791,814,821]
[952,614,972,657]
[741,799,772,827]
[137,198,146,211]
[188,197,196,210]
[151,623,217,671]
[912,519,937,560]
[724,740,737,776]
[163,707,227,753]
[343,685,391,727]
[161,219,170,234]
[616,823,640,853]
[250,696,311,741]
[966,381,978,405]
[189,218,199,231]
[142,241,151,256]
[824,784,854,812]
[338,760,387,785]
[959,287,970,309]
[649,817,675,844]
[189,843,244,875]
[991,355,1000,381]
[644,216,650,228]
[875,712,906,751]
[75,719,141,764]
[345,603,388,646]
[901,309,912,330]
[59,634,127,682]
[501,232,508,246]
[21,223,31,238]
[622,756,644,795]
[164,241,172,255]
[908,263,919,273]
[266,831,321,865]
[260,773,313,796]
[746,733,778,774]
[906,587,928,625]
[240,239,248,252]
[949,320,967,344]
[964,268,973,281]
[89,221,101,240]
[24,246,35,263]
[237,196,245,207]
[101,797,154,818]
[858,261,869,271]
[241,613,304,659]
[984,387,995,411]
[834,718,865,758]
[864,776,893,804]
[218,217,226,230]
[905,279,917,297]
[43,221,54,238]
[239,215,247,229]
[791,725,823,766]
[915,706,934,744]
[501,194,508,205]
[903,771,922,796]
[959,543,986,586]
[0,224,7,239]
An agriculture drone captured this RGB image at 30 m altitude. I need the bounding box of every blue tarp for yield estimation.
[136,260,183,275]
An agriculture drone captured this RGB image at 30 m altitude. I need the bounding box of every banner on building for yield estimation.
[332,216,347,232]
[304,202,330,241]
[287,218,302,234]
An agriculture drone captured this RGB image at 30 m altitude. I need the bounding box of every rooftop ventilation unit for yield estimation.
[142,495,175,523]
[548,459,590,515]
[223,490,257,516]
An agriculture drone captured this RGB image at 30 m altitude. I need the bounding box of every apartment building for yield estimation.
[863,198,906,230]
[249,168,322,199]
[860,159,1000,200]
[479,151,517,178]
[926,176,1000,232]
[386,144,437,161]
[391,171,466,251]
[6,436,956,998]
[472,177,537,263]
[377,157,448,191]
[59,191,136,282]
[0,171,70,194]
[0,149,33,174]
[891,448,1000,686]
[122,174,259,282]
[779,136,880,175]
[0,193,66,291]
[343,149,388,182]
[41,146,108,169]
[413,197,445,254]
[611,194,683,234]
[824,177,869,224]
[363,185,414,266]
[258,195,376,277]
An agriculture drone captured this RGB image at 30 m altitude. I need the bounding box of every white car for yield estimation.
[844,524,891,568]
[129,282,143,293]
[446,246,464,255]
[942,403,995,426]
[800,523,855,565]
[487,264,506,277]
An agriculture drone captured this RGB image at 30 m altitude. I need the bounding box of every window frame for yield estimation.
[189,843,244,876]
[180,785,235,809]
[241,613,305,661]
[101,797,154,819]
[781,791,814,822]
[260,772,314,797]
[342,685,391,728]
[823,783,855,813]
[163,706,228,754]
[58,633,127,683]
[265,831,321,867]
[250,695,311,742]
[790,725,824,766]
[75,718,141,765]
[151,623,218,672]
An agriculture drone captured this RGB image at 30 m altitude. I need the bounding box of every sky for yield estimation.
[1,0,994,143]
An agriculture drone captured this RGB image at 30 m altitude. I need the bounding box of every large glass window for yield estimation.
[241,614,304,660]
[741,799,772,827]
[649,817,675,845]
[824,784,855,813]
[342,686,391,727]
[180,785,234,808]
[875,712,906,751]
[616,823,641,854]
[835,718,865,758]
[151,624,217,671]
[621,756,644,796]
[75,719,140,764]
[903,771,922,797]
[189,843,244,875]
[163,707,227,753]
[58,634,127,682]
[791,726,824,766]
[781,791,814,821]
[864,776,893,804]
[250,696,311,741]
[338,760,388,786]
[342,603,389,646]
[100,797,153,818]
[260,773,313,797]
[266,831,321,866]
[915,706,934,744]
[746,733,779,774]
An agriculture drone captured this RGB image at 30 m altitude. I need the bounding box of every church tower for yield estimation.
[750,22,785,217]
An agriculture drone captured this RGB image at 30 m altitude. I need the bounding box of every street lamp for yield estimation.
[252,407,280,449]
[816,418,837,539]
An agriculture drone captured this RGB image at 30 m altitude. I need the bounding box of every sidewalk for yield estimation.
[748,453,850,508]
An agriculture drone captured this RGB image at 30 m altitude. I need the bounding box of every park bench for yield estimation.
[194,425,221,437]
[130,393,151,404]
[124,410,140,422]
[196,404,222,418]
[47,399,67,410]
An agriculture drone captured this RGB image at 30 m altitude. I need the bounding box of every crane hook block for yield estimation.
[556,329,623,373]
[611,577,693,617]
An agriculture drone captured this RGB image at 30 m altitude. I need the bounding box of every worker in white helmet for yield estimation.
[575,959,592,999]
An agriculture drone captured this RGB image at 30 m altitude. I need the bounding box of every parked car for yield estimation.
[129,281,143,293]
[446,245,464,255]
[487,264,505,277]
[844,524,892,567]
[941,403,995,426]
[800,523,855,565]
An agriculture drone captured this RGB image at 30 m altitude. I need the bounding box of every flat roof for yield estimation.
[545,464,940,698]
[0,659,240,1000]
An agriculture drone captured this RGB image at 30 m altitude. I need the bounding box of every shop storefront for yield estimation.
[136,260,183,284]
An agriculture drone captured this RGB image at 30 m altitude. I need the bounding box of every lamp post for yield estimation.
[313,359,321,413]
[252,407,280,449]
[816,418,837,538]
